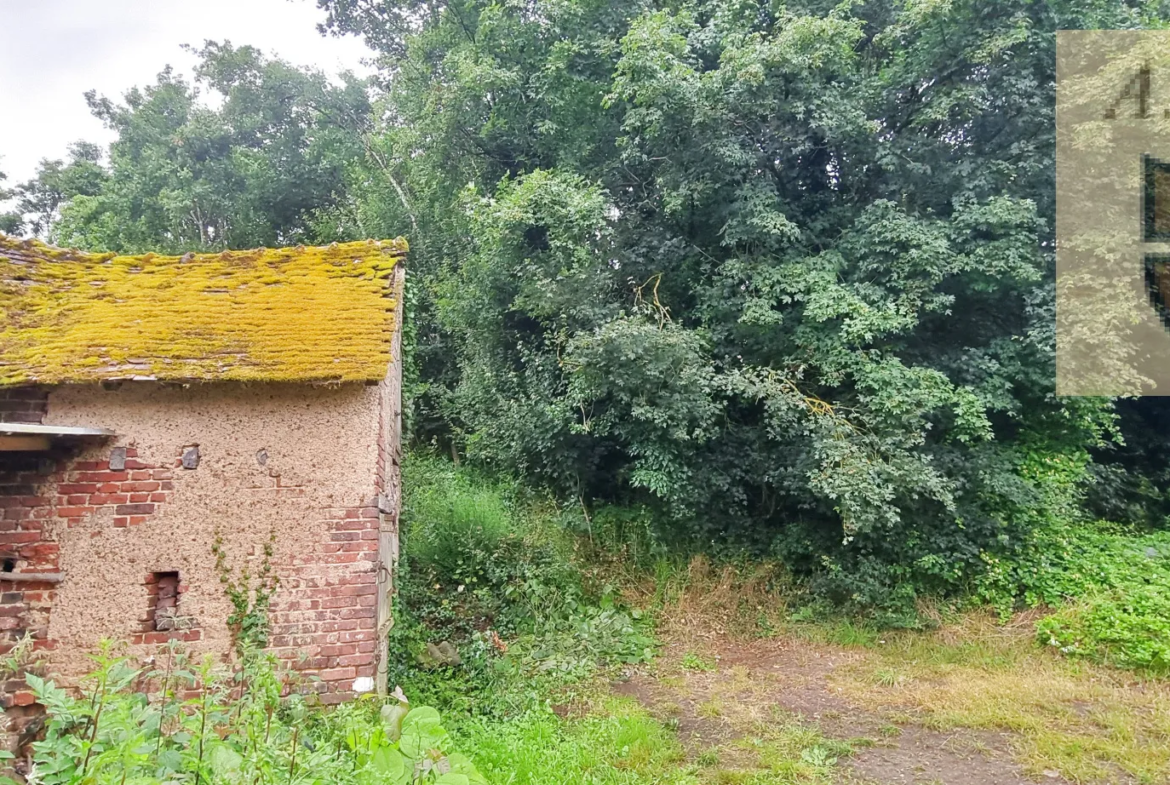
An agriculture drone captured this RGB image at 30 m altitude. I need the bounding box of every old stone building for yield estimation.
[0,235,406,740]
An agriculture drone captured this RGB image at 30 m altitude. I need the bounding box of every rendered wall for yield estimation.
[0,379,398,733]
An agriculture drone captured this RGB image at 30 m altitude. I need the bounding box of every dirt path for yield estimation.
[612,634,1071,785]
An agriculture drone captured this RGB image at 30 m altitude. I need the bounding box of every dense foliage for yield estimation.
[7,0,1170,614]
[8,42,370,252]
[313,0,1159,613]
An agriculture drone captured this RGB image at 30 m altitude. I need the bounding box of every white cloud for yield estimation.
[0,0,372,183]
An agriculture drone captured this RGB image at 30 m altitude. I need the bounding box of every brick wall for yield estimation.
[267,503,380,703]
[0,448,60,750]
[0,388,47,425]
[0,379,396,747]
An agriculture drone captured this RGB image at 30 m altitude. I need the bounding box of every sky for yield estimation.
[0,0,373,184]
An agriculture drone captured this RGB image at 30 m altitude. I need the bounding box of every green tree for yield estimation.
[9,142,108,238]
[316,0,1154,611]
[0,168,22,235]
[53,41,372,252]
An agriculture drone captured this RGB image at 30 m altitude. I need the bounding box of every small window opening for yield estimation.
[152,572,180,632]
[1,558,15,573]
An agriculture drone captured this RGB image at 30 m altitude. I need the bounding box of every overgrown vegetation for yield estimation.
[9,0,1170,619]
[8,643,485,785]
[382,456,865,784]
[7,0,1170,776]
[386,456,655,715]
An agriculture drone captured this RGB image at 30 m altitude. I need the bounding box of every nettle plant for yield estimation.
[10,642,485,785]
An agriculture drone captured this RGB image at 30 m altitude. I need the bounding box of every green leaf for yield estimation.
[209,743,243,774]
[399,721,448,760]
[370,745,408,781]
[401,705,442,730]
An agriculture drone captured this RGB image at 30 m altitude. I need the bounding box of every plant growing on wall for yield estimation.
[212,529,280,655]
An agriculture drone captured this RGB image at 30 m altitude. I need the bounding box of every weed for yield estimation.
[10,642,484,785]
[681,652,716,672]
[454,696,696,785]
[212,528,279,655]
[697,699,723,718]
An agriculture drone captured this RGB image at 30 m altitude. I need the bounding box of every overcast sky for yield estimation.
[0,0,372,184]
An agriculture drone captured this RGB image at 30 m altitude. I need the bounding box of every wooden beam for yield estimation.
[0,435,50,451]
[375,265,406,697]
[0,572,63,584]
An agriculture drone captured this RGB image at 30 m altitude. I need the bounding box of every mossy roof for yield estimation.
[0,235,407,386]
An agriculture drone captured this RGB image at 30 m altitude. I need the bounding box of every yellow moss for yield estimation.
[0,235,407,386]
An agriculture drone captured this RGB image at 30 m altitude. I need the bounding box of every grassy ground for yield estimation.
[395,456,1170,785]
[434,561,1170,785]
[830,615,1170,784]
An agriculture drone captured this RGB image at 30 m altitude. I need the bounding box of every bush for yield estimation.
[386,455,655,717]
[12,642,484,785]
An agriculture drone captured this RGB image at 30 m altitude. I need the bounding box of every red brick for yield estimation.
[113,517,129,528]
[57,484,97,495]
[128,493,150,503]
[115,503,154,516]
[149,493,168,503]
[89,493,129,505]
[55,506,94,519]
[75,471,128,483]
[11,691,36,707]
[320,597,356,610]
[318,667,356,682]
[322,553,361,564]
